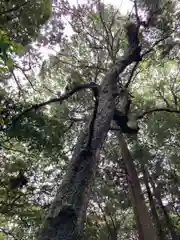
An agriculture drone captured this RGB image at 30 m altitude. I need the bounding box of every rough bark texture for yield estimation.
[117,134,159,240]
[37,49,138,240]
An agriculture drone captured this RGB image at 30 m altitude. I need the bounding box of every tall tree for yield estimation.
[33,0,179,239]
[0,0,180,239]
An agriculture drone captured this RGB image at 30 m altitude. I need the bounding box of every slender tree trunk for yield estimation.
[37,47,138,240]
[170,171,180,203]
[148,172,178,239]
[117,134,159,240]
[141,165,165,240]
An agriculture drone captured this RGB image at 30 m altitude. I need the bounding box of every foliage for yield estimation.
[0,0,52,45]
[0,32,23,73]
[0,0,180,239]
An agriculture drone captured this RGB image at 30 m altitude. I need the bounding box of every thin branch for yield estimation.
[144,1,172,27]
[106,10,120,61]
[141,34,172,57]
[17,66,36,91]
[15,64,31,72]
[11,70,26,100]
[94,195,113,238]
[114,24,123,40]
[97,2,114,60]
[63,121,75,134]
[65,14,101,49]
[0,228,18,240]
[0,1,30,16]
[42,84,55,95]
[169,72,180,107]
[109,9,119,31]
[138,108,180,119]
[156,88,170,107]
[2,145,32,157]
[11,70,22,92]
[98,2,111,44]
[108,213,117,237]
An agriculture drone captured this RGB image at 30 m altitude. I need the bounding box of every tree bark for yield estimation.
[37,49,138,240]
[117,134,159,240]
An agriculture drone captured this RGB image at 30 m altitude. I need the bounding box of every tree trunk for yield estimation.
[148,173,178,239]
[117,134,159,240]
[37,48,138,240]
[141,165,165,240]
[170,171,180,203]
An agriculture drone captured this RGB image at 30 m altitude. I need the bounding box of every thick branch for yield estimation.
[124,62,139,88]
[11,83,99,127]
